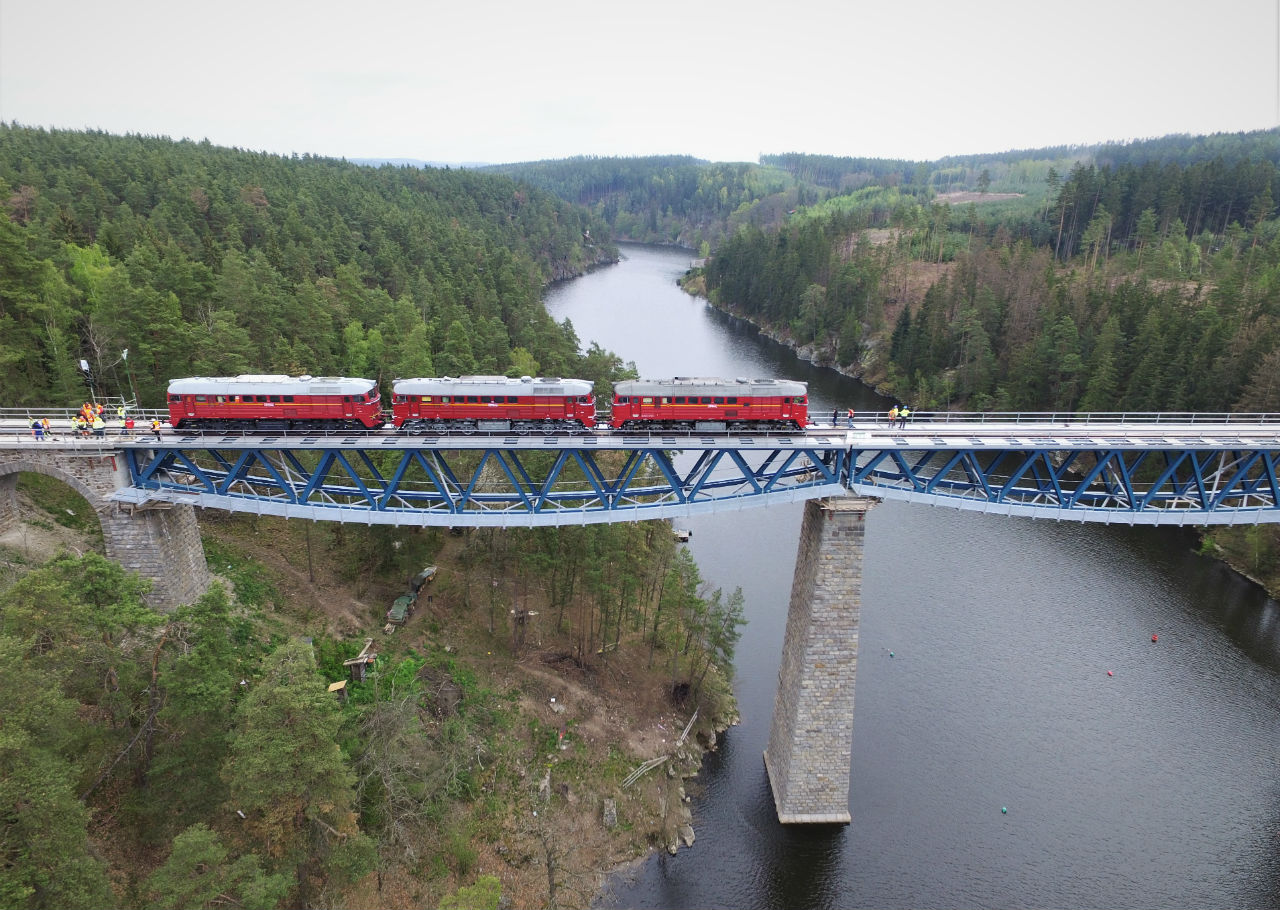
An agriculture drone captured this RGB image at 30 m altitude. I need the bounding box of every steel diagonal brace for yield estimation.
[632,449,686,504]
[484,450,535,511]
[1209,450,1273,509]
[1065,451,1127,509]
[1140,450,1193,509]
[166,449,219,493]
[759,449,811,493]
[404,450,459,512]
[219,449,287,499]
[687,450,735,500]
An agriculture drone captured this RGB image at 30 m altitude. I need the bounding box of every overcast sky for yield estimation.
[2,0,1276,165]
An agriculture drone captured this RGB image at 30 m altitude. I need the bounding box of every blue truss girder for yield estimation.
[846,445,1280,523]
[114,435,1280,526]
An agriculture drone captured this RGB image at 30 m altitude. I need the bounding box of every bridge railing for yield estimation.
[0,406,170,424]
[850,410,1280,427]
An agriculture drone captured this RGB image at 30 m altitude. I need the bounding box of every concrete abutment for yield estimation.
[765,495,875,824]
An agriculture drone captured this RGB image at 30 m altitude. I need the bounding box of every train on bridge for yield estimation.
[166,374,811,434]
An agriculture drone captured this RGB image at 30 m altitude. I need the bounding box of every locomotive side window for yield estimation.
[642,397,653,404]
[675,397,685,404]
[700,397,712,404]
[661,397,670,404]
[283,396,294,402]
[467,396,479,403]
[195,396,207,402]
[216,396,227,403]
[269,395,281,402]
[617,396,628,403]
[714,397,724,404]
[727,397,738,404]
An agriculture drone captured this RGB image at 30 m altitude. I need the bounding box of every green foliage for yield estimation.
[203,537,280,610]
[0,634,114,910]
[437,874,502,910]
[142,824,290,910]
[0,125,614,408]
[224,639,371,885]
[14,473,101,536]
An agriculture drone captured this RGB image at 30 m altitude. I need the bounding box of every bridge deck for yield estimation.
[3,411,1278,527]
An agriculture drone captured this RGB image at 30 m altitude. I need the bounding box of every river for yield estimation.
[546,243,1280,910]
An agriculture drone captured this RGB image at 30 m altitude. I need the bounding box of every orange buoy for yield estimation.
[1151,634,1158,642]
[1107,670,1114,676]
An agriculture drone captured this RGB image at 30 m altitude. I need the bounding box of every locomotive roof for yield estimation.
[394,376,594,396]
[168,375,378,396]
[614,377,808,397]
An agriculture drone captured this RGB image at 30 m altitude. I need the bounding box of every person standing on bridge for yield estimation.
[831,408,839,426]
[898,406,911,428]
[31,418,43,440]
[847,408,855,428]
[92,414,105,438]
[150,418,162,439]
[41,417,51,438]
[888,405,899,426]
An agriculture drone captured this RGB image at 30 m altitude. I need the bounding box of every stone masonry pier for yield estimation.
[764,495,875,824]
[0,442,210,610]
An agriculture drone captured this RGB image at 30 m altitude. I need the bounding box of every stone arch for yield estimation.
[0,450,210,611]
[0,458,107,540]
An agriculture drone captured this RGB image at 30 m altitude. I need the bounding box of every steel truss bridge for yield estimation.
[59,410,1279,528]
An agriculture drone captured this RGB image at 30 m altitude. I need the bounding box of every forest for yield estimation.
[5,123,1280,908]
[0,126,744,909]
[687,130,1280,588]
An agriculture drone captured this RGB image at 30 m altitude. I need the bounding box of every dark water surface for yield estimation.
[546,244,1280,910]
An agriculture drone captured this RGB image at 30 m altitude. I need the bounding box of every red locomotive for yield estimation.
[610,377,809,431]
[163,374,809,434]
[392,376,596,434]
[167,375,385,431]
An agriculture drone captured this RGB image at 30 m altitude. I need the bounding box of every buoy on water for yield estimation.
[1151,634,1158,642]
[1107,670,1114,676]
[1001,806,1008,814]
[889,651,895,658]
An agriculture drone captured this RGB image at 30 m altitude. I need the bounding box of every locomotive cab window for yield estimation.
[617,396,629,404]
